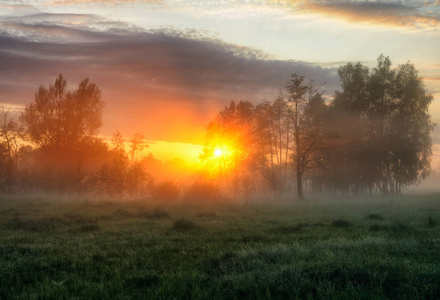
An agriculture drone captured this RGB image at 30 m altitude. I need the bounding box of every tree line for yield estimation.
[200,55,434,199]
[0,55,434,200]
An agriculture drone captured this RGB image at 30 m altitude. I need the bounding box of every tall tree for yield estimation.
[20,74,104,192]
[20,74,104,152]
[283,74,326,199]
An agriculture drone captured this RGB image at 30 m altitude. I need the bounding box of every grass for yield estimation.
[0,194,440,299]
[171,218,199,232]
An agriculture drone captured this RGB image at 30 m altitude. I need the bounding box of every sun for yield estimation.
[214,149,222,157]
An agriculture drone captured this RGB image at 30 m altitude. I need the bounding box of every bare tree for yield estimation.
[129,133,148,164]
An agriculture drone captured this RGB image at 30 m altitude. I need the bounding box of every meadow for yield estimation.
[0,194,439,299]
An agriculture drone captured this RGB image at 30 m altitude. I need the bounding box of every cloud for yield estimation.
[423,0,440,7]
[0,13,145,38]
[0,2,41,16]
[307,1,439,29]
[0,13,338,143]
[424,76,440,81]
[43,0,163,5]
[263,0,440,32]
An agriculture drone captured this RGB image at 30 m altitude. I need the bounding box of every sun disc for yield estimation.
[214,149,222,156]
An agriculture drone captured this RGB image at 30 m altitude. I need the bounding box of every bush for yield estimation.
[140,207,170,220]
[151,181,180,201]
[331,219,351,228]
[428,216,437,227]
[71,224,101,233]
[366,213,385,220]
[171,218,198,232]
[184,181,220,202]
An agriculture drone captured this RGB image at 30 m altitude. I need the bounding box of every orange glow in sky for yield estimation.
[147,141,203,165]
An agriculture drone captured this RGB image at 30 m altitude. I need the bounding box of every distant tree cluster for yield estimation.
[0,55,434,200]
[0,74,154,197]
[200,55,434,199]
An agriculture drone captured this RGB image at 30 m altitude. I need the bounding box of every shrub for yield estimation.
[184,181,220,202]
[428,216,437,227]
[4,217,61,232]
[73,224,101,232]
[113,209,135,218]
[196,212,217,218]
[151,181,180,201]
[140,207,170,220]
[370,223,410,233]
[367,213,385,220]
[171,218,198,232]
[331,219,351,228]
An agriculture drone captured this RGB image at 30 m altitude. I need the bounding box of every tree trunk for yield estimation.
[296,165,303,199]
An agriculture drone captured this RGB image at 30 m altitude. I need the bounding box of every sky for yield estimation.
[0,0,439,168]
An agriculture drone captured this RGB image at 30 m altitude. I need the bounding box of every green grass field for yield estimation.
[1,194,440,299]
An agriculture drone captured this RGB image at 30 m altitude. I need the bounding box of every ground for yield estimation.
[0,194,439,299]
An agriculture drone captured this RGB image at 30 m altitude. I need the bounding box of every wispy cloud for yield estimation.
[253,0,440,32]
[424,76,440,81]
[302,1,440,31]
[43,0,163,5]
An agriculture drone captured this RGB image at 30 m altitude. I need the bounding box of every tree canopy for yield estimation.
[20,74,104,152]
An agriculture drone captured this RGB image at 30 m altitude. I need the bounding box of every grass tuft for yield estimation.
[4,217,60,232]
[272,225,301,234]
[369,223,411,233]
[367,213,385,220]
[331,219,351,228]
[126,270,159,289]
[62,213,96,225]
[140,207,170,220]
[72,223,101,233]
[171,218,198,231]
[112,209,135,218]
[197,212,218,218]
[428,216,437,227]
[240,234,265,243]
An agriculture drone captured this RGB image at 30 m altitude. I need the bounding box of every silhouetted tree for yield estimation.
[21,74,104,151]
[253,98,291,193]
[95,131,128,197]
[129,133,148,164]
[200,100,262,196]
[283,74,326,199]
[0,105,24,192]
[19,74,105,193]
